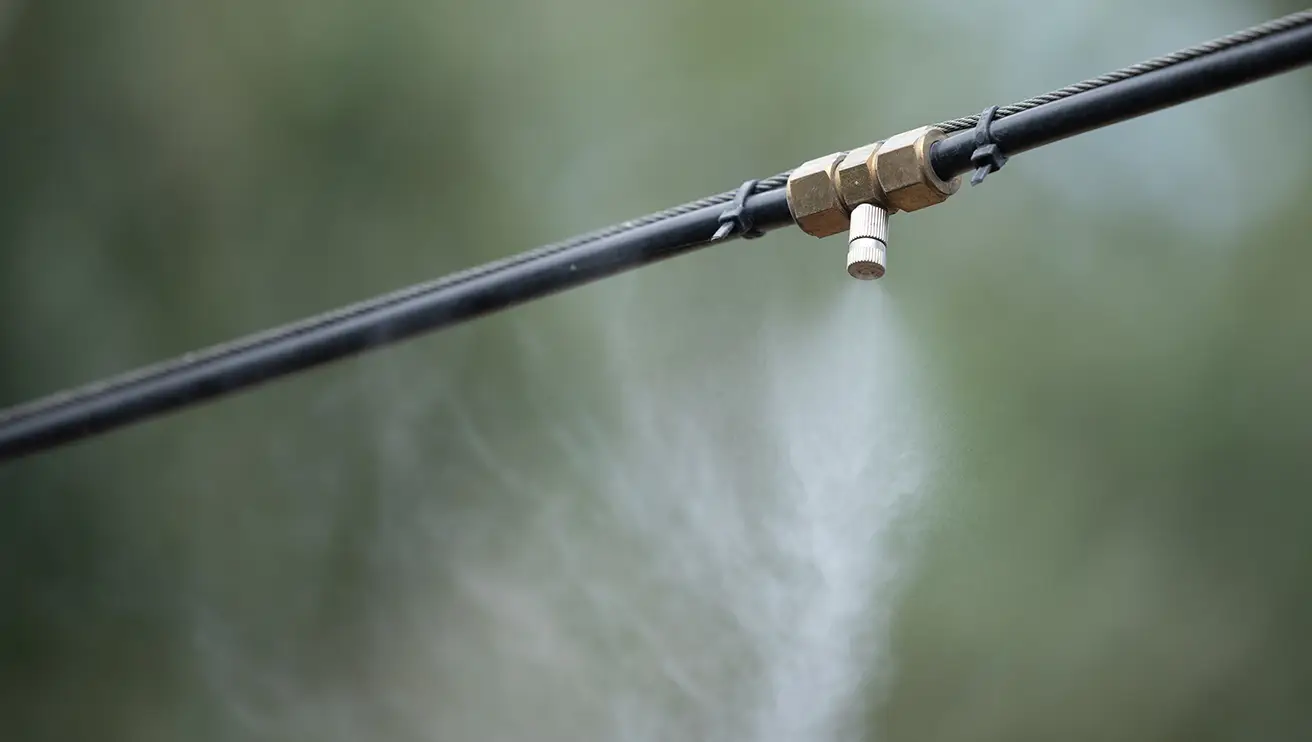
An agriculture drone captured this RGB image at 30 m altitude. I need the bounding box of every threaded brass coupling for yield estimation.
[874,126,960,213]
[785,126,960,278]
[784,152,848,239]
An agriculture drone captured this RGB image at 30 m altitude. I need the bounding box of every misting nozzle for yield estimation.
[846,203,888,280]
[785,126,961,280]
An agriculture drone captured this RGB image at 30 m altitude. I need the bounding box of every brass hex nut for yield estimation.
[835,142,893,213]
[875,127,961,212]
[786,152,848,238]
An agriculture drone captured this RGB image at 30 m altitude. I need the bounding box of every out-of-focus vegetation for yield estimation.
[0,1,1309,740]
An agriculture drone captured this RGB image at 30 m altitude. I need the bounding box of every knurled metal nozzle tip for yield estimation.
[847,203,889,280]
[847,239,886,280]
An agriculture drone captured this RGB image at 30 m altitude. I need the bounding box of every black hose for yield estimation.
[0,190,792,461]
[1,12,1310,464]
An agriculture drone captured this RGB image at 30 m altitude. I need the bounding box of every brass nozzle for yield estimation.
[847,203,889,280]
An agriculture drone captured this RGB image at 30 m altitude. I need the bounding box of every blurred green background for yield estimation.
[1,1,1311,740]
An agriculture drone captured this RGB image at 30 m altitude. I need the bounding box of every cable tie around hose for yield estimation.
[711,180,765,241]
[970,105,1008,185]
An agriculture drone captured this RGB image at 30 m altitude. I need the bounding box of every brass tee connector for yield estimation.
[784,126,961,278]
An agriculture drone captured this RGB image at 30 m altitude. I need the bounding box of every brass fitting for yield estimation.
[785,152,848,238]
[785,126,959,282]
[875,126,960,212]
[834,142,893,214]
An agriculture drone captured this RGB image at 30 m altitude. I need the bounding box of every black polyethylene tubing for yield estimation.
[4,13,1312,464]
[930,22,1312,180]
[0,190,792,462]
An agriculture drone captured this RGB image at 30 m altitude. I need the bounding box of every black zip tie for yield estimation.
[970,105,1008,185]
[711,180,765,241]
